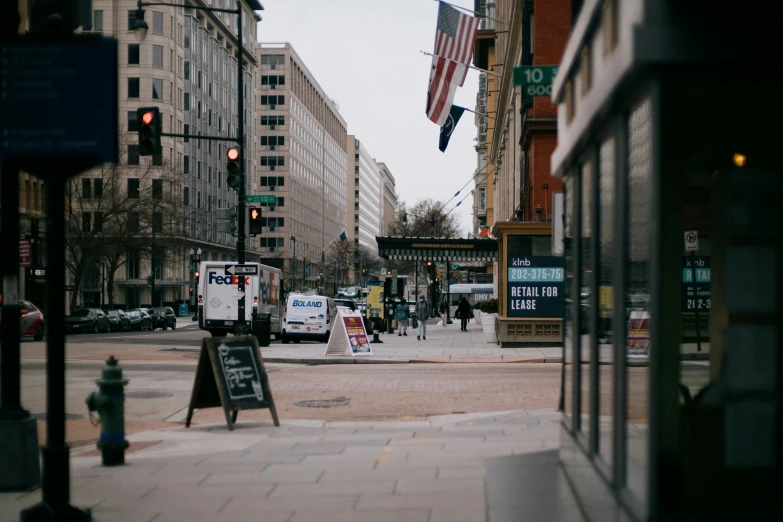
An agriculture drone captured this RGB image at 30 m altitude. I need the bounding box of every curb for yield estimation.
[262,357,409,365]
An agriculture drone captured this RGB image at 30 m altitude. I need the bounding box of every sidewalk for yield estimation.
[0,409,581,522]
[261,318,564,365]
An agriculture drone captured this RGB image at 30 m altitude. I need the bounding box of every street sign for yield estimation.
[188,265,195,270]
[450,264,459,269]
[513,65,559,97]
[684,231,699,251]
[0,37,118,166]
[246,194,276,204]
[225,264,259,275]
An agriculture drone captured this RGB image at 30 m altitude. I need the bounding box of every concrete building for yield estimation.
[254,43,349,291]
[347,136,382,252]
[377,162,398,237]
[66,0,262,310]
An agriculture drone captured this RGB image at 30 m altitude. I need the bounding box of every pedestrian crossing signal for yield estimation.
[137,107,161,156]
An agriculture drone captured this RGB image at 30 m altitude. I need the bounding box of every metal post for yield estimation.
[151,216,156,307]
[235,0,247,335]
[446,261,452,324]
[290,236,296,291]
[302,256,306,290]
[0,161,24,419]
[101,263,105,310]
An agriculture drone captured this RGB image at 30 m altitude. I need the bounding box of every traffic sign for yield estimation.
[450,264,459,269]
[0,37,118,166]
[225,264,259,275]
[684,231,699,252]
[513,65,559,97]
[246,194,276,204]
[188,265,195,270]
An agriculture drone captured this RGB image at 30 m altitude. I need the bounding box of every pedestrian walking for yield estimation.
[439,298,447,317]
[395,298,410,336]
[456,296,472,331]
[415,295,429,340]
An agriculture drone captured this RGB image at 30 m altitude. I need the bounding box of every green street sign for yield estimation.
[188,265,195,270]
[450,264,459,270]
[513,65,559,97]
[246,194,276,204]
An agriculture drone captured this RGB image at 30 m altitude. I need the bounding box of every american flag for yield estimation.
[426,2,479,126]
[332,230,347,247]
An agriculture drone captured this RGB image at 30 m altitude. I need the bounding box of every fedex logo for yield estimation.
[208,272,250,286]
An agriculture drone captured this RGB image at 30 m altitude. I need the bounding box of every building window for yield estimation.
[276,197,284,207]
[152,179,163,200]
[579,46,591,96]
[152,45,163,67]
[127,10,137,30]
[152,212,163,233]
[183,187,189,205]
[93,10,103,32]
[183,123,190,143]
[82,213,91,233]
[152,12,163,33]
[126,249,141,279]
[128,212,140,233]
[184,92,190,111]
[183,155,190,174]
[479,187,486,210]
[128,111,139,132]
[82,179,91,199]
[127,145,140,166]
[94,212,104,232]
[152,78,163,99]
[197,191,201,208]
[127,178,140,198]
[128,44,140,66]
[94,179,103,198]
[128,77,140,98]
[197,161,201,179]
[184,61,190,80]
[602,0,618,57]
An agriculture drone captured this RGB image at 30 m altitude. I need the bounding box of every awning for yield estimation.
[376,237,498,262]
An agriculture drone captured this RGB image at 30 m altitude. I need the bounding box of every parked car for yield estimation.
[148,306,176,330]
[66,308,110,334]
[106,309,131,332]
[334,298,357,314]
[3,300,47,341]
[127,309,153,331]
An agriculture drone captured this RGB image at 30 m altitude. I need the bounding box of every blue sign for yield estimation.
[0,38,118,165]
[179,303,189,316]
[507,256,564,318]
[682,256,711,311]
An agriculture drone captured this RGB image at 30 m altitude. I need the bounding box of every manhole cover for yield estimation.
[125,390,174,399]
[294,397,350,408]
[31,413,84,420]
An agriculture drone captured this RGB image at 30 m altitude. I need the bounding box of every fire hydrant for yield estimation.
[86,356,129,466]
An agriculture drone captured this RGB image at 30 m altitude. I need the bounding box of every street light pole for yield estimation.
[290,235,296,291]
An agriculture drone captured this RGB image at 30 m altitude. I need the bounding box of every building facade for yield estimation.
[62,0,261,312]
[553,0,783,520]
[347,136,382,252]
[377,162,398,237]
[254,43,348,291]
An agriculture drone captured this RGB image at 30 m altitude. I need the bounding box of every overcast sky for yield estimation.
[256,0,481,236]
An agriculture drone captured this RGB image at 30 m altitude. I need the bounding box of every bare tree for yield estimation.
[65,144,197,309]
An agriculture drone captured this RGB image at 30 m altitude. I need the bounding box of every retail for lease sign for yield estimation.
[506,256,564,318]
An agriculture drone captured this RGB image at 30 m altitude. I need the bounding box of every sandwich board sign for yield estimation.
[185,335,279,430]
[325,311,373,357]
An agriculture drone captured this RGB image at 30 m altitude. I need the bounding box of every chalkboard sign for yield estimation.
[185,335,279,431]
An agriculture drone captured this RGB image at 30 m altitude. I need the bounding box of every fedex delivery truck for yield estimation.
[197,261,283,337]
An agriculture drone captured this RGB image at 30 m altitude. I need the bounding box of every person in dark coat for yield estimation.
[457,297,472,331]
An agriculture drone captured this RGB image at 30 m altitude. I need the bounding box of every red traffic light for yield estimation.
[227,147,239,161]
[141,111,154,125]
[427,261,433,266]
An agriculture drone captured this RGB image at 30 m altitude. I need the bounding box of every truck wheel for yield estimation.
[274,333,281,340]
[281,335,290,344]
[293,339,301,344]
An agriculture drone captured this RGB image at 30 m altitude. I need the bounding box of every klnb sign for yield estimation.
[506,256,564,318]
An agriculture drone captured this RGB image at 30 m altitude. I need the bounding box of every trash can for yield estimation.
[253,312,271,347]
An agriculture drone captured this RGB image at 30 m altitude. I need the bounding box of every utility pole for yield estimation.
[290,236,296,291]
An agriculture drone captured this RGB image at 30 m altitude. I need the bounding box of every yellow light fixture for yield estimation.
[733,153,746,167]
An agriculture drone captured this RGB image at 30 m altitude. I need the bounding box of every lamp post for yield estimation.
[134,0,260,334]
[193,248,201,320]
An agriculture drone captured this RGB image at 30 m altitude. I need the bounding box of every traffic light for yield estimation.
[248,207,263,235]
[226,146,241,189]
[216,207,237,234]
[189,286,194,295]
[137,107,161,156]
[194,269,200,279]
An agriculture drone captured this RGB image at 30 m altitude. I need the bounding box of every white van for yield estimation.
[282,293,337,343]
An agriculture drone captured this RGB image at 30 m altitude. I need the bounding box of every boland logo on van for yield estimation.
[208,272,251,286]
[292,300,323,308]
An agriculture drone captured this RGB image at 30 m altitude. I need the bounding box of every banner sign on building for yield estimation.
[506,256,564,318]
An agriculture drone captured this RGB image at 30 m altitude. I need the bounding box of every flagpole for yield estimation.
[433,0,506,24]
[421,51,502,78]
[462,107,496,120]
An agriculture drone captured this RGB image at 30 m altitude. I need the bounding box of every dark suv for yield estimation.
[148,306,176,330]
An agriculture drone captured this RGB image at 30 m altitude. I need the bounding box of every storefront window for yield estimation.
[598,137,615,464]
[563,176,575,426]
[626,97,652,508]
[580,161,593,435]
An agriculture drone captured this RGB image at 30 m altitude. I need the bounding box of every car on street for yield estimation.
[107,309,131,332]
[66,308,110,334]
[2,300,47,341]
[127,309,153,331]
[334,298,357,314]
[148,306,176,330]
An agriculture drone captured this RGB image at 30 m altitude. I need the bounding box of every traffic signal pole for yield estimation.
[234,0,247,335]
